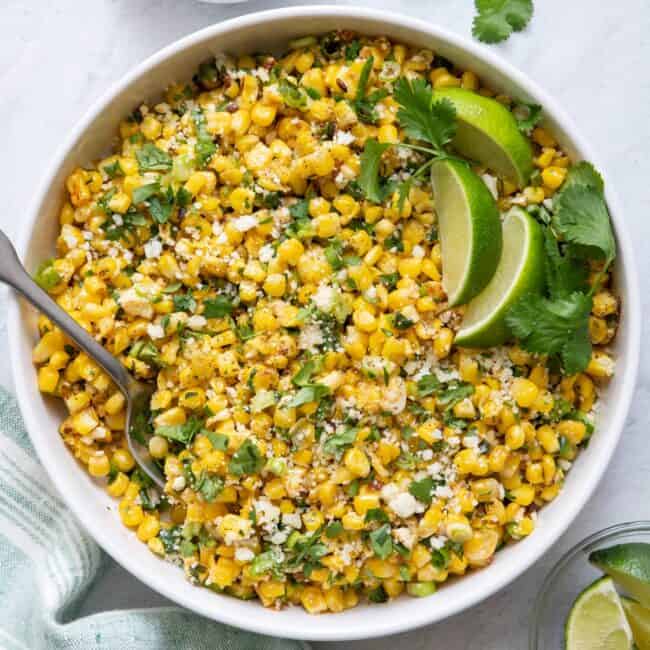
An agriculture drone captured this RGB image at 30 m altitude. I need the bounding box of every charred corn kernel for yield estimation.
[586,352,615,379]
[532,127,556,147]
[463,529,499,568]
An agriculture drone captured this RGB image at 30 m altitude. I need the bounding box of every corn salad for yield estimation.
[32,31,619,613]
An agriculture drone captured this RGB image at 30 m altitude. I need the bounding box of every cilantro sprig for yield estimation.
[472,0,534,44]
[505,163,616,375]
[358,77,457,209]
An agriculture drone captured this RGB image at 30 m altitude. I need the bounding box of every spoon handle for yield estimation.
[0,229,134,395]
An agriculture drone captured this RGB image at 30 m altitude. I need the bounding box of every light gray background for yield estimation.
[1,1,649,648]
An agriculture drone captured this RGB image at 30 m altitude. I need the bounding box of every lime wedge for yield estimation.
[455,206,544,348]
[430,158,502,307]
[565,577,634,650]
[622,597,650,649]
[433,88,534,188]
[590,544,650,609]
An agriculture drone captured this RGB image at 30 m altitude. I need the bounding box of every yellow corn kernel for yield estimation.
[107,472,130,497]
[511,377,539,408]
[136,514,161,542]
[541,166,567,190]
[463,528,499,568]
[38,366,59,393]
[342,511,365,531]
[557,419,587,445]
[300,586,327,614]
[509,484,535,506]
[344,447,370,478]
[445,514,473,543]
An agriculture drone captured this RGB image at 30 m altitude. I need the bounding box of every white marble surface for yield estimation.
[1,0,650,647]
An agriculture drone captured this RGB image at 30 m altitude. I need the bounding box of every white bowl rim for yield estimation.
[7,5,641,641]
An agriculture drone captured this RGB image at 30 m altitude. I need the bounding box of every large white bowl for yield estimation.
[7,6,641,641]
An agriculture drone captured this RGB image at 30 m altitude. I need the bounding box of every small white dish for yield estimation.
[7,6,641,641]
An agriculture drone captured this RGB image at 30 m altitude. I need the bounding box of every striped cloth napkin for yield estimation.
[0,388,310,650]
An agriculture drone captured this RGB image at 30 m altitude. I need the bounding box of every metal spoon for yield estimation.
[0,229,165,488]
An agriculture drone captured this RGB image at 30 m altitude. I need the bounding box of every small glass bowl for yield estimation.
[530,521,650,649]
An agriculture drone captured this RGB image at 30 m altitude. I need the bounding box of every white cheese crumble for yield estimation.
[312,283,337,312]
[231,214,258,232]
[234,547,255,563]
[388,492,417,518]
[298,323,324,352]
[144,238,162,259]
[258,243,275,263]
[187,315,207,330]
[171,476,186,491]
[147,323,165,340]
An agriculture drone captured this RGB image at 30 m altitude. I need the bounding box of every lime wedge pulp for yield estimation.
[430,158,502,307]
[622,597,650,650]
[454,206,544,348]
[590,544,650,609]
[565,576,634,650]
[433,88,534,188]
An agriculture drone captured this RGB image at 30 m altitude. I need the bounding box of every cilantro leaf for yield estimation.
[173,292,196,313]
[325,521,344,538]
[365,508,389,524]
[34,259,61,291]
[228,439,264,476]
[132,182,161,204]
[155,416,204,446]
[279,77,309,110]
[192,108,217,166]
[352,57,389,124]
[369,524,393,559]
[506,291,592,374]
[417,374,442,397]
[205,431,229,451]
[292,358,322,387]
[409,477,437,505]
[148,195,173,224]
[553,185,616,263]
[322,426,358,456]
[358,139,391,203]
[196,472,224,502]
[103,160,124,179]
[394,78,456,151]
[558,161,604,197]
[203,295,234,318]
[513,102,542,134]
[543,229,588,299]
[472,0,534,44]
[136,143,172,172]
[287,384,331,408]
[436,382,475,409]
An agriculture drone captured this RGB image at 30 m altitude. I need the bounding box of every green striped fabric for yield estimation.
[0,389,310,650]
